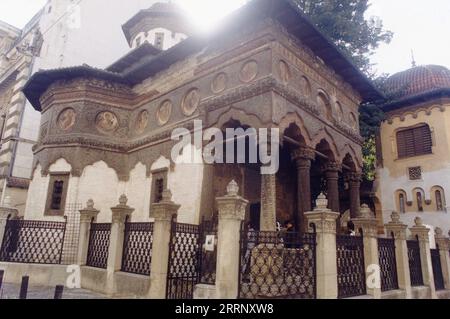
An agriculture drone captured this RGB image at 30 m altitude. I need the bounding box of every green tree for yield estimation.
[293,0,393,179]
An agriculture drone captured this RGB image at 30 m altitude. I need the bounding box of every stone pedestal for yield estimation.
[148,190,180,299]
[434,228,450,290]
[410,217,437,299]
[106,195,134,295]
[352,204,380,299]
[385,211,412,298]
[215,180,248,299]
[305,193,339,299]
[0,197,18,249]
[77,199,100,265]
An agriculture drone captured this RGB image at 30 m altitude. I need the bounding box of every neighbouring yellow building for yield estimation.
[375,64,450,239]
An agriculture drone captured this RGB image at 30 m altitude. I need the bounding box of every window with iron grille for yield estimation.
[416,192,424,212]
[408,166,422,180]
[396,125,432,159]
[399,193,406,213]
[151,169,168,204]
[435,190,444,211]
[155,32,165,50]
[45,173,69,216]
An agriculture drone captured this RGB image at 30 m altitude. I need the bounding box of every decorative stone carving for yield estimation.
[157,100,172,125]
[435,227,444,238]
[239,60,258,83]
[278,60,290,83]
[414,216,423,227]
[211,72,227,93]
[57,108,76,131]
[391,211,401,223]
[96,111,119,134]
[182,88,200,116]
[135,110,149,134]
[358,204,374,218]
[300,76,312,98]
[227,180,239,196]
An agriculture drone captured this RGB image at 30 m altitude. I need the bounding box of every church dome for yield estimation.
[385,65,450,100]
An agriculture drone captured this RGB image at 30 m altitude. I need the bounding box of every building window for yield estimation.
[155,32,165,50]
[151,169,168,204]
[408,167,422,180]
[396,124,432,159]
[416,192,424,212]
[435,190,444,211]
[399,193,406,213]
[45,173,69,216]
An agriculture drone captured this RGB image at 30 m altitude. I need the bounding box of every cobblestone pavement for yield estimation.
[0,283,108,299]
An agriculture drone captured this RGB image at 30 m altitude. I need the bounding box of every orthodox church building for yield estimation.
[21,0,381,231]
[0,0,160,214]
[375,65,450,238]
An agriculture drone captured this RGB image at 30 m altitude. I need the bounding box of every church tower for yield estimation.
[122,1,193,50]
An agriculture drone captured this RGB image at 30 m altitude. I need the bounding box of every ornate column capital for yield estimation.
[216,180,248,221]
[79,199,100,223]
[291,147,316,164]
[385,211,408,240]
[150,190,180,222]
[409,217,430,243]
[345,171,363,183]
[111,194,135,224]
[322,162,342,178]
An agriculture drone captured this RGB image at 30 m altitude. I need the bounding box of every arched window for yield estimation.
[435,190,444,211]
[396,124,432,159]
[45,173,69,216]
[399,193,406,213]
[416,191,424,212]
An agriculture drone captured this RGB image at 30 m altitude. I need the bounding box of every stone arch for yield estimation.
[211,107,265,131]
[340,144,362,171]
[317,89,333,121]
[278,113,312,147]
[311,128,339,161]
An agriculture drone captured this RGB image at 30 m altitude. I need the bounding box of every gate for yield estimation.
[86,222,111,269]
[336,234,366,298]
[121,220,154,276]
[407,237,423,287]
[431,247,445,291]
[378,237,399,292]
[0,219,66,264]
[238,225,316,299]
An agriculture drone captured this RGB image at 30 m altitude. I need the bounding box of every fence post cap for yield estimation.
[414,216,423,227]
[390,211,400,223]
[314,193,328,210]
[226,180,239,196]
[435,227,444,237]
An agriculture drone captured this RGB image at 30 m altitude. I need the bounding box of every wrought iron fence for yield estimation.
[121,221,154,276]
[430,247,445,291]
[407,238,423,287]
[238,227,316,299]
[61,203,82,265]
[336,234,366,298]
[0,219,66,264]
[166,222,201,299]
[86,223,111,269]
[378,237,399,292]
[199,218,217,285]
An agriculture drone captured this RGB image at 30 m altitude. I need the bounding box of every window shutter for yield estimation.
[397,125,432,158]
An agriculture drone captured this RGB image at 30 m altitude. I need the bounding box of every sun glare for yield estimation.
[175,0,247,33]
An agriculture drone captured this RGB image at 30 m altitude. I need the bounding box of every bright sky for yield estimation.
[1,0,449,76]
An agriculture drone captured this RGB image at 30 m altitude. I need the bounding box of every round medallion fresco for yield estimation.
[211,72,227,93]
[135,110,149,134]
[239,60,258,83]
[157,100,172,125]
[182,88,200,116]
[96,111,119,133]
[57,108,76,131]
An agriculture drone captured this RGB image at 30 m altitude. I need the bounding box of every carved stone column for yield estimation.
[305,193,339,299]
[434,228,450,290]
[385,211,412,298]
[324,162,341,214]
[410,217,437,299]
[106,195,135,295]
[352,204,381,299]
[148,190,180,299]
[291,147,315,232]
[77,199,100,265]
[215,180,248,299]
[346,172,362,219]
[0,196,18,249]
[260,171,276,232]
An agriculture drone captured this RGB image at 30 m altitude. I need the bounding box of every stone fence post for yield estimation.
[385,211,411,298]
[148,190,180,299]
[215,180,248,299]
[410,217,437,299]
[0,196,18,249]
[352,204,381,299]
[105,195,134,295]
[77,199,100,265]
[305,193,339,299]
[435,228,450,290]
